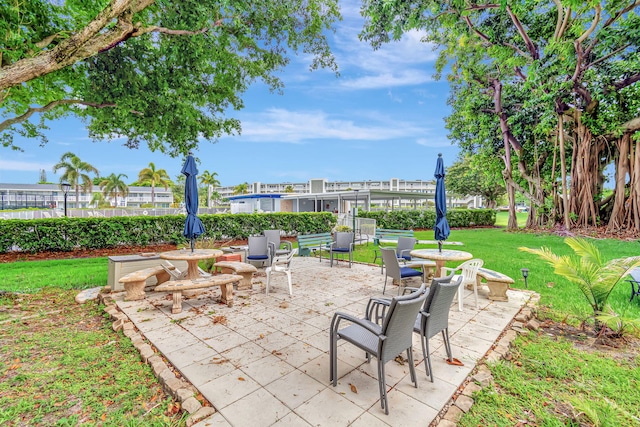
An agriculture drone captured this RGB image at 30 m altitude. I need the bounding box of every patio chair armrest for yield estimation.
[331,311,382,335]
[398,249,412,258]
[440,266,460,275]
[281,241,293,251]
[365,297,392,325]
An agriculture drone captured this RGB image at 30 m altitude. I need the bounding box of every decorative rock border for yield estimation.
[97,290,215,426]
[433,291,541,427]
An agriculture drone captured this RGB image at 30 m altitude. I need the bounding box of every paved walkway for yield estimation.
[114,258,530,426]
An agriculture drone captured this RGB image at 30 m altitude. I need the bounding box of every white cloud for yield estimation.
[341,70,432,89]
[0,159,53,172]
[416,137,452,147]
[233,108,428,143]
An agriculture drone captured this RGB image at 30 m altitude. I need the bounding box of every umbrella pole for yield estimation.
[191,238,195,252]
[438,241,443,253]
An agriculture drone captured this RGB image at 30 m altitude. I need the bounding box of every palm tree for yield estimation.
[233,182,249,195]
[138,162,171,207]
[520,238,640,331]
[99,173,129,208]
[52,152,99,207]
[285,185,294,193]
[90,192,109,208]
[199,170,221,208]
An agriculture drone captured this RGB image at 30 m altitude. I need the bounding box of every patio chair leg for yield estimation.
[407,348,417,387]
[266,270,271,295]
[442,328,452,361]
[285,270,292,295]
[422,335,434,382]
[379,362,389,414]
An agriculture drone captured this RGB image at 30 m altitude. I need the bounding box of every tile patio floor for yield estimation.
[114,257,530,427]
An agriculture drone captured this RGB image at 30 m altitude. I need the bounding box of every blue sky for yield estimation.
[0,1,459,187]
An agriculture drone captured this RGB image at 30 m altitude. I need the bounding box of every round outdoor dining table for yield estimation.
[160,249,223,279]
[409,248,473,278]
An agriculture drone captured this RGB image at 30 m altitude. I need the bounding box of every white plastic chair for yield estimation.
[441,258,484,311]
[265,251,294,295]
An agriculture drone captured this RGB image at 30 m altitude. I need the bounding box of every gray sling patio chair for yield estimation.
[329,231,354,268]
[264,229,293,257]
[380,247,423,295]
[366,273,460,382]
[246,235,272,268]
[329,284,427,415]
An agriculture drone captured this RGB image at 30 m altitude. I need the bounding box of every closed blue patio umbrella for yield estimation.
[182,153,205,252]
[434,153,450,253]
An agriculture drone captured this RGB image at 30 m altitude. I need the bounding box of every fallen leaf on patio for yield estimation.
[212,315,227,325]
[394,355,406,365]
[279,302,289,309]
[271,350,282,356]
[238,377,245,381]
[349,384,358,394]
[259,333,264,339]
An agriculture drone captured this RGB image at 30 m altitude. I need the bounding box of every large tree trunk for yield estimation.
[568,117,601,227]
[607,134,630,231]
[609,133,640,232]
[558,114,571,229]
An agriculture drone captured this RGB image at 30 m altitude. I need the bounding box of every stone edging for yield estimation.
[89,285,540,427]
[433,291,541,427]
[98,291,215,426]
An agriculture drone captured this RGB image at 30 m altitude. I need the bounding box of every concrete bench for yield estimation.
[154,274,241,313]
[476,268,514,301]
[118,265,175,301]
[213,261,257,290]
[296,232,333,259]
[373,229,414,246]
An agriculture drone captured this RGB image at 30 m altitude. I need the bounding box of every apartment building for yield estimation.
[0,183,173,210]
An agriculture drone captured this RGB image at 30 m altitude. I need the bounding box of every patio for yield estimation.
[113,257,531,426]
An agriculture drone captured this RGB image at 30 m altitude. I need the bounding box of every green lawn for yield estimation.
[1,213,639,425]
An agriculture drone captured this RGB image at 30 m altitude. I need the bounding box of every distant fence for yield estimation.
[0,207,229,220]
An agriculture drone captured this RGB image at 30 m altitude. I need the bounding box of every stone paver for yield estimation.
[112,257,531,426]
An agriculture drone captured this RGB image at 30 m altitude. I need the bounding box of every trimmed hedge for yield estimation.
[0,209,495,254]
[358,208,495,229]
[0,212,336,254]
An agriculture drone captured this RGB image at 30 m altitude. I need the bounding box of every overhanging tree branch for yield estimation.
[506,6,539,59]
[0,99,117,133]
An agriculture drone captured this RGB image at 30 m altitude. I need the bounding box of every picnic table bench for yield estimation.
[373,229,414,246]
[296,232,333,259]
[118,265,176,301]
[476,268,514,301]
[213,261,257,290]
[154,274,241,313]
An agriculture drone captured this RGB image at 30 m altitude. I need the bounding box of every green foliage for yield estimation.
[99,173,129,206]
[359,0,640,230]
[359,208,496,229]
[0,212,336,253]
[1,0,340,155]
[446,154,505,207]
[52,152,99,203]
[519,237,640,324]
[138,162,172,206]
[0,289,185,425]
[458,332,640,426]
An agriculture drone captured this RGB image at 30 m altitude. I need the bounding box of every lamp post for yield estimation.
[61,183,71,217]
[521,268,529,289]
[352,189,359,233]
